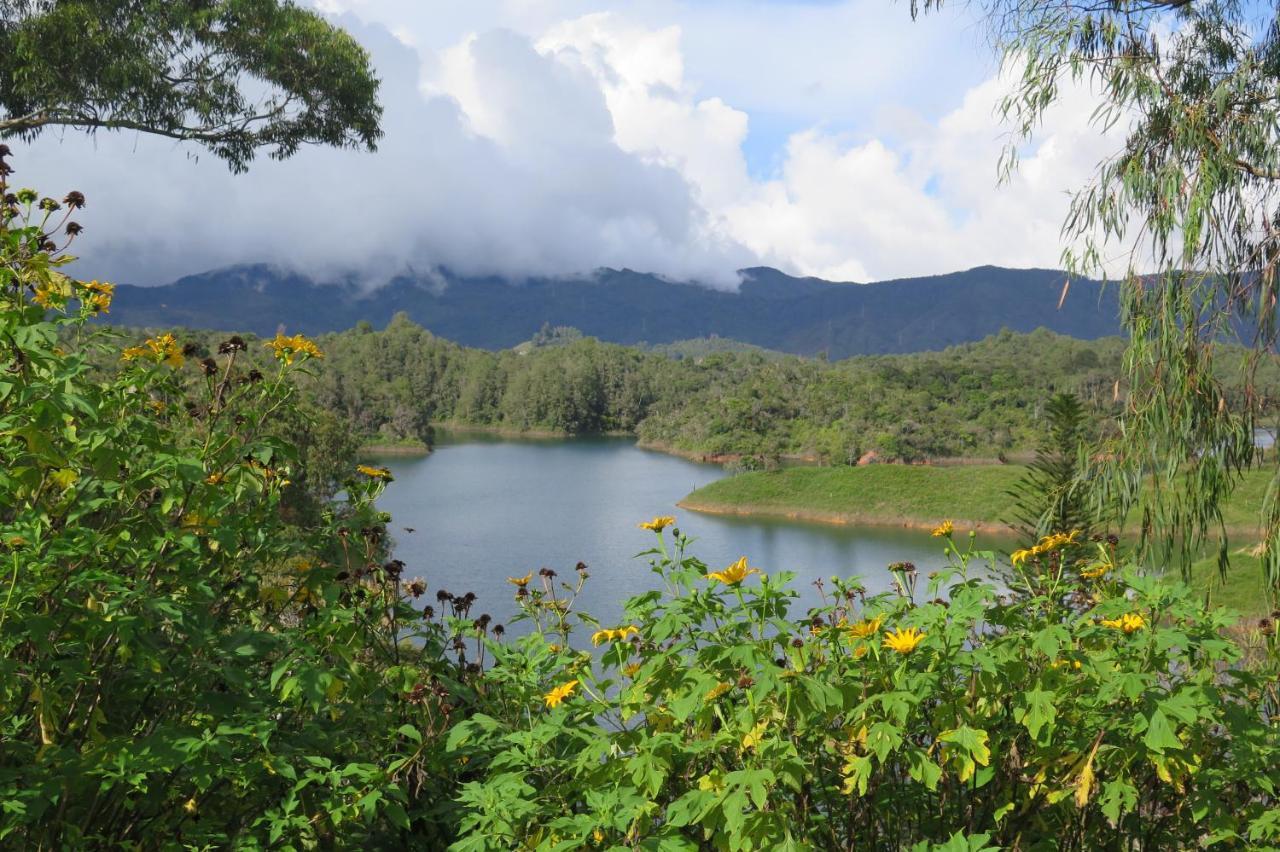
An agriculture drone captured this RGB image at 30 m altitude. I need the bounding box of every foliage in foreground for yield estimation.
[4,167,1280,849]
[0,178,474,847]
[453,527,1280,850]
[0,0,382,171]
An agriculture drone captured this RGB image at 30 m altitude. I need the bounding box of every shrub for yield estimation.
[450,524,1280,849]
[0,162,473,847]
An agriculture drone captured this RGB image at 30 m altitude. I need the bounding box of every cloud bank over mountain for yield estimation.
[13,1,1122,287]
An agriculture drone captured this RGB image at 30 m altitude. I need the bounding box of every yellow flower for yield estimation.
[591,625,640,645]
[205,471,225,485]
[508,571,533,588]
[707,556,761,586]
[356,464,392,480]
[1037,530,1081,551]
[882,626,927,655]
[704,681,732,702]
[931,520,954,538]
[1010,547,1035,567]
[622,663,642,678]
[122,333,184,368]
[1101,612,1146,634]
[543,679,578,708]
[265,332,323,365]
[81,281,114,314]
[639,515,676,532]
[33,283,59,309]
[845,615,884,639]
[1080,563,1109,580]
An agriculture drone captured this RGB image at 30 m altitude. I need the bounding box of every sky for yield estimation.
[14,0,1122,287]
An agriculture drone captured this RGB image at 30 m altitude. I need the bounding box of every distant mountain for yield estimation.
[106,264,1121,358]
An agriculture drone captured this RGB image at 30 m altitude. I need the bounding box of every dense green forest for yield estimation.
[268,315,1270,465]
[136,314,1280,466]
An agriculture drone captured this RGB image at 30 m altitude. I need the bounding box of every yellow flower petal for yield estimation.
[707,556,761,585]
[543,679,578,708]
[882,626,927,654]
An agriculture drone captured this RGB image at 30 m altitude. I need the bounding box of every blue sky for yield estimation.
[19,0,1111,286]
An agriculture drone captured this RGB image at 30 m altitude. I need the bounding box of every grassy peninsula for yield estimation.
[682,464,1273,533]
[680,464,1026,532]
[681,464,1274,613]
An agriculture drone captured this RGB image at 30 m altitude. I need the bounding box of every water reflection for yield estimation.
[372,434,1009,631]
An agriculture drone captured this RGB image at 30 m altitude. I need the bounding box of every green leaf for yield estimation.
[384,800,409,831]
[1017,688,1057,740]
[1143,709,1181,754]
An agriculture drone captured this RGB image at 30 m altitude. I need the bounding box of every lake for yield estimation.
[371,434,1005,631]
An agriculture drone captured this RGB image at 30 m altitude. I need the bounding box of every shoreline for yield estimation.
[432,422,634,440]
[677,497,1019,537]
[634,439,820,466]
[359,442,430,456]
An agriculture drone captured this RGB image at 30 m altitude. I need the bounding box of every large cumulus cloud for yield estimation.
[11,2,1122,288]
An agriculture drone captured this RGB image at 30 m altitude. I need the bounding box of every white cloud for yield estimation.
[10,4,1123,289]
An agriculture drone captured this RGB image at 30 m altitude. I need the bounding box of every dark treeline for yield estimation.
[296,314,1244,464]
[112,314,1279,465]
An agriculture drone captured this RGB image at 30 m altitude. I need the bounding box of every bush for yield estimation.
[0,166,475,847]
[450,525,1280,849]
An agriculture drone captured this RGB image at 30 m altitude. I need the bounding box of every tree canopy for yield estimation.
[0,0,382,171]
[914,0,1280,588]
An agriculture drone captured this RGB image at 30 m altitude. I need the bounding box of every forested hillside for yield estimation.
[104,264,1123,357]
[154,315,1266,464]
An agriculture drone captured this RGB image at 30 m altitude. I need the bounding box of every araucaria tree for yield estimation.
[915,0,1280,589]
[1007,392,1097,544]
[0,0,382,171]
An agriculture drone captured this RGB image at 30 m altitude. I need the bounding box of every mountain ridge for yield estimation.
[105,263,1121,358]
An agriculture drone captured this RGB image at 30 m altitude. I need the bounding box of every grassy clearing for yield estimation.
[683,464,1277,615]
[679,465,1026,531]
[1186,550,1273,616]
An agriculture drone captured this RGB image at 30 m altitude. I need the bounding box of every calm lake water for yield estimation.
[371,434,1006,630]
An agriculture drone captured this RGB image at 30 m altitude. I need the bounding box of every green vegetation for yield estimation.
[681,465,1026,531]
[0,0,382,171]
[921,0,1280,582]
[451,528,1280,848]
[683,465,1277,613]
[0,167,466,846]
[683,466,1277,536]
[5,152,1280,849]
[288,313,1277,464]
[1006,393,1097,545]
[8,0,1280,842]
